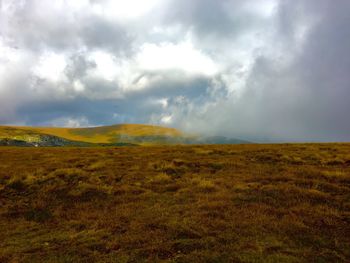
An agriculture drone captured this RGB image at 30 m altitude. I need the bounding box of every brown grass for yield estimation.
[0,144,349,262]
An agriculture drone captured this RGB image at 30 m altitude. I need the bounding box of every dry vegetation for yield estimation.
[0,144,349,262]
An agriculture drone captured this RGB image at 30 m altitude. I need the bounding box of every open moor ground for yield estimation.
[0,144,350,262]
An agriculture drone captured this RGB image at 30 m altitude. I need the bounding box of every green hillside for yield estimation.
[0,124,249,146]
[0,124,184,146]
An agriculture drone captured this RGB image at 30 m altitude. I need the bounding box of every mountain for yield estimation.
[0,124,250,146]
[194,136,251,145]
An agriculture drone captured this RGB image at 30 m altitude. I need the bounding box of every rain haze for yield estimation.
[0,0,350,142]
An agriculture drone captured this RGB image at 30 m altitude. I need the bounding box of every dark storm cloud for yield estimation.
[252,0,350,141]
[14,76,212,128]
[16,98,118,126]
[286,0,350,140]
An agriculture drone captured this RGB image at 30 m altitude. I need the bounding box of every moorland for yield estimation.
[0,144,349,262]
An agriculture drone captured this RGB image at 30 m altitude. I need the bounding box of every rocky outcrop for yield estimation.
[0,138,34,146]
[0,134,91,147]
[0,134,140,147]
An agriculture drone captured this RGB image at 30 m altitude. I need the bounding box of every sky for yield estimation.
[0,0,349,142]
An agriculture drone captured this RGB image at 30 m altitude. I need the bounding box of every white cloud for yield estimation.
[160,114,173,124]
[158,98,169,109]
[245,0,278,17]
[32,52,67,82]
[87,50,119,81]
[48,116,91,128]
[136,41,219,76]
[80,40,220,96]
[73,79,85,92]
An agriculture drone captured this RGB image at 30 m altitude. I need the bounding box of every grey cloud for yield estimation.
[0,57,34,124]
[80,17,132,54]
[2,1,79,51]
[14,75,213,127]
[1,0,130,53]
[175,0,350,142]
[16,98,118,126]
[164,0,265,39]
[65,53,96,81]
[125,75,211,99]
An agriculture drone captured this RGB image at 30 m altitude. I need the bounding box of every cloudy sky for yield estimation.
[0,0,349,141]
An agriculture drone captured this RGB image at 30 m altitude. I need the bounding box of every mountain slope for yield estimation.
[0,124,186,146]
[0,124,250,146]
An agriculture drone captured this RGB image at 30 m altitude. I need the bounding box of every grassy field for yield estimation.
[0,144,349,262]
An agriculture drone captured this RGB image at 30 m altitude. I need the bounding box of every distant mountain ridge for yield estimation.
[0,124,250,146]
